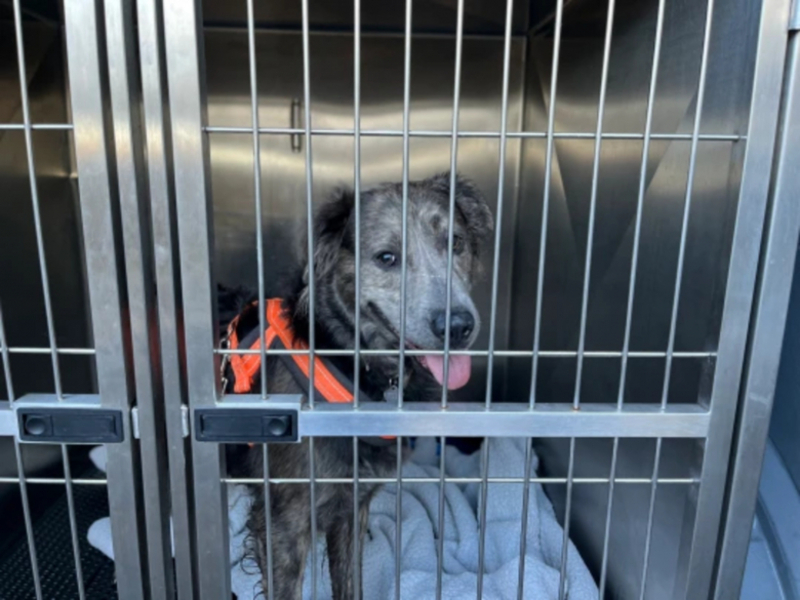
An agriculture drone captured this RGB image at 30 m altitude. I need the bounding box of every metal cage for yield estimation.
[1,0,799,598]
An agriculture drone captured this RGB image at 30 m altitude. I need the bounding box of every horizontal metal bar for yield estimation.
[290,402,709,438]
[215,348,716,358]
[222,476,699,485]
[0,123,73,131]
[204,125,744,141]
[204,25,527,41]
[0,477,108,485]
[3,347,96,355]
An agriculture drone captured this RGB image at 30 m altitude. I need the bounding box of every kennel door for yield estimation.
[0,1,153,600]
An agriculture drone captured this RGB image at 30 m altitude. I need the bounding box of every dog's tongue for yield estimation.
[420,354,472,390]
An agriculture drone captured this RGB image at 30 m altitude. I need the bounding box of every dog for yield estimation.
[223,171,493,599]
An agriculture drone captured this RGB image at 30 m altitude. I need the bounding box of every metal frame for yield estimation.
[682,0,794,597]
[713,27,800,600]
[136,0,197,594]
[162,0,230,596]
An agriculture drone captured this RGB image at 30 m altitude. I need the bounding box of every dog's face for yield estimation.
[306,172,493,389]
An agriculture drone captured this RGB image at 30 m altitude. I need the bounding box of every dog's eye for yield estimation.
[452,235,465,255]
[375,251,398,267]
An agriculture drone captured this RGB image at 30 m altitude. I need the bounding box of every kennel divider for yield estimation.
[680,0,793,596]
[135,0,198,595]
[713,29,800,600]
[103,0,179,597]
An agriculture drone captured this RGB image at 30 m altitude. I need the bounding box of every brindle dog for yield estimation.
[223,172,493,599]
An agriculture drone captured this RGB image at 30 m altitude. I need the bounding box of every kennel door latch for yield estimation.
[193,396,302,443]
[14,394,124,444]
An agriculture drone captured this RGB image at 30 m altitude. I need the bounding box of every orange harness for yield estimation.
[223,298,394,444]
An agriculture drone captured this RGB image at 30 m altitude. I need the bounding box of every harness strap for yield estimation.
[225,299,394,444]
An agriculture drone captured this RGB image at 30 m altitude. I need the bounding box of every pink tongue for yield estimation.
[420,354,472,390]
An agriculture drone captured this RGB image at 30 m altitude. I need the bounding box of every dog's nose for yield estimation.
[430,309,475,347]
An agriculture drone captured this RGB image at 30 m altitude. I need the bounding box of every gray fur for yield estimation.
[232,172,493,599]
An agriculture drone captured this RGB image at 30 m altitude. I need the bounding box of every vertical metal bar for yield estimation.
[484,0,515,412]
[61,445,86,600]
[163,0,230,594]
[714,34,800,600]
[300,1,319,596]
[475,441,490,598]
[1,304,43,600]
[352,3,363,590]
[573,0,616,409]
[684,0,791,595]
[246,0,268,398]
[441,0,466,409]
[353,0,362,409]
[529,0,564,408]
[105,0,174,596]
[435,436,447,599]
[12,0,62,400]
[64,0,147,594]
[309,438,318,600]
[638,438,662,600]
[300,0,317,408]
[661,0,715,412]
[597,437,619,600]
[137,0,196,594]
[395,436,404,600]
[557,438,576,600]
[617,0,667,408]
[643,6,714,595]
[516,438,534,600]
[477,4,514,594]
[263,445,275,600]
[353,437,361,599]
[397,0,413,411]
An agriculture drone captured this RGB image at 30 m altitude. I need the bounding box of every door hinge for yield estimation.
[15,394,124,444]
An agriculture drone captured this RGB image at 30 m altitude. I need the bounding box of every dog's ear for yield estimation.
[427,171,494,252]
[307,187,355,282]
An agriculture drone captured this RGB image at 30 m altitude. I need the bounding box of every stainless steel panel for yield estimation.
[63,0,147,597]
[137,0,197,595]
[685,0,792,595]
[163,0,231,597]
[714,32,800,600]
[104,0,175,597]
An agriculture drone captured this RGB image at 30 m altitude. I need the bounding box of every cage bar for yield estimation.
[516,439,534,600]
[435,436,447,599]
[136,0,196,593]
[263,445,275,600]
[203,125,743,141]
[573,0,616,410]
[1,303,43,600]
[441,0,467,409]
[529,0,564,409]
[557,438,576,600]
[617,0,667,408]
[12,0,62,400]
[245,0,268,398]
[300,0,317,410]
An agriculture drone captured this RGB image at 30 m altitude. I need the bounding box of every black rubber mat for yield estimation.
[0,468,117,600]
